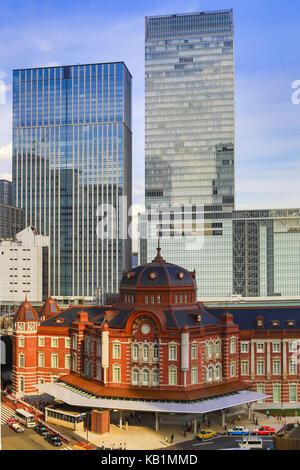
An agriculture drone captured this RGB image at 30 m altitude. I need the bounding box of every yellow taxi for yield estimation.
[195,429,217,441]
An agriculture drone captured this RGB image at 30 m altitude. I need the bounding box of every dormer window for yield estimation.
[126,271,135,279]
[271,320,280,327]
[287,320,295,327]
[256,317,264,328]
[149,271,157,281]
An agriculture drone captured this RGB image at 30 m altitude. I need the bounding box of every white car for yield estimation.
[239,438,263,449]
[9,421,25,433]
[227,426,249,436]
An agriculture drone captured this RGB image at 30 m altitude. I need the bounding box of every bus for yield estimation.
[15,408,36,428]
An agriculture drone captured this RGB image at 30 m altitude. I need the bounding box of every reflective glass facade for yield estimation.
[12,63,132,299]
[140,208,300,298]
[0,203,24,240]
[0,180,12,205]
[145,10,235,208]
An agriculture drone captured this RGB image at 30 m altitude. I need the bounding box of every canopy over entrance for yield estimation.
[36,382,269,415]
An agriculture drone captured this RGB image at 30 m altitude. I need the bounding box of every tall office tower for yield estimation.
[12,63,132,301]
[140,208,300,299]
[0,179,12,205]
[145,10,235,209]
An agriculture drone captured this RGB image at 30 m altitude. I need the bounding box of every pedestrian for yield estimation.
[183,430,186,438]
[208,418,211,427]
[119,442,123,450]
[171,433,174,444]
[101,441,105,450]
[267,410,270,419]
[224,423,227,433]
[165,437,168,444]
[124,443,127,451]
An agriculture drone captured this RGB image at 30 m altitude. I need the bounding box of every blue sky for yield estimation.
[0,0,300,212]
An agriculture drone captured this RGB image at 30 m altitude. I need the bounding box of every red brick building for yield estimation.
[11,247,300,414]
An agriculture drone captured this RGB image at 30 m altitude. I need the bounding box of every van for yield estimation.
[239,438,263,449]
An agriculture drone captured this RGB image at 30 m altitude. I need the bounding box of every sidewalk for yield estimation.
[73,411,289,450]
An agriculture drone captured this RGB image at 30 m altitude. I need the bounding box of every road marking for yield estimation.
[1,404,16,425]
[193,441,214,446]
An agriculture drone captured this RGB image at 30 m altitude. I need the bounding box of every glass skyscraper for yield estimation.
[140,208,300,299]
[12,62,132,301]
[145,10,235,208]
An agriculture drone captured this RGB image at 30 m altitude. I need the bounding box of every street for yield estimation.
[168,434,274,450]
[1,404,73,450]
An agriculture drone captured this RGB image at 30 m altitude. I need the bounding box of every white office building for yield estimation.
[0,227,49,303]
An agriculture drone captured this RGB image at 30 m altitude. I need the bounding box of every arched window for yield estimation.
[132,368,140,385]
[215,340,221,357]
[143,344,149,361]
[207,342,213,358]
[153,344,159,360]
[153,369,159,385]
[142,369,150,385]
[206,365,213,382]
[132,343,139,360]
[215,364,222,381]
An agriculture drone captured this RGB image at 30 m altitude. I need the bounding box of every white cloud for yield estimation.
[0,143,12,162]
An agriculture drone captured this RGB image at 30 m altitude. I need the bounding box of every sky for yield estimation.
[0,0,300,217]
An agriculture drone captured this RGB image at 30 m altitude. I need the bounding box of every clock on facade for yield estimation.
[141,324,150,335]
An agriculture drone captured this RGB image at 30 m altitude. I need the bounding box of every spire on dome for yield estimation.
[152,236,165,262]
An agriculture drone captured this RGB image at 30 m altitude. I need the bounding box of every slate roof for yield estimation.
[41,306,107,327]
[40,303,220,330]
[120,248,196,289]
[39,297,60,317]
[13,300,39,322]
[208,306,300,330]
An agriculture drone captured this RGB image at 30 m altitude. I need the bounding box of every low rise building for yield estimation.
[0,226,49,303]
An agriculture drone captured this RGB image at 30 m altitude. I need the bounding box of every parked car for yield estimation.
[9,421,25,433]
[239,438,263,449]
[195,429,216,441]
[252,426,275,436]
[45,434,62,447]
[35,425,50,436]
[228,426,249,436]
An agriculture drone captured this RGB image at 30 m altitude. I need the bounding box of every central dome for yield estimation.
[120,245,197,305]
